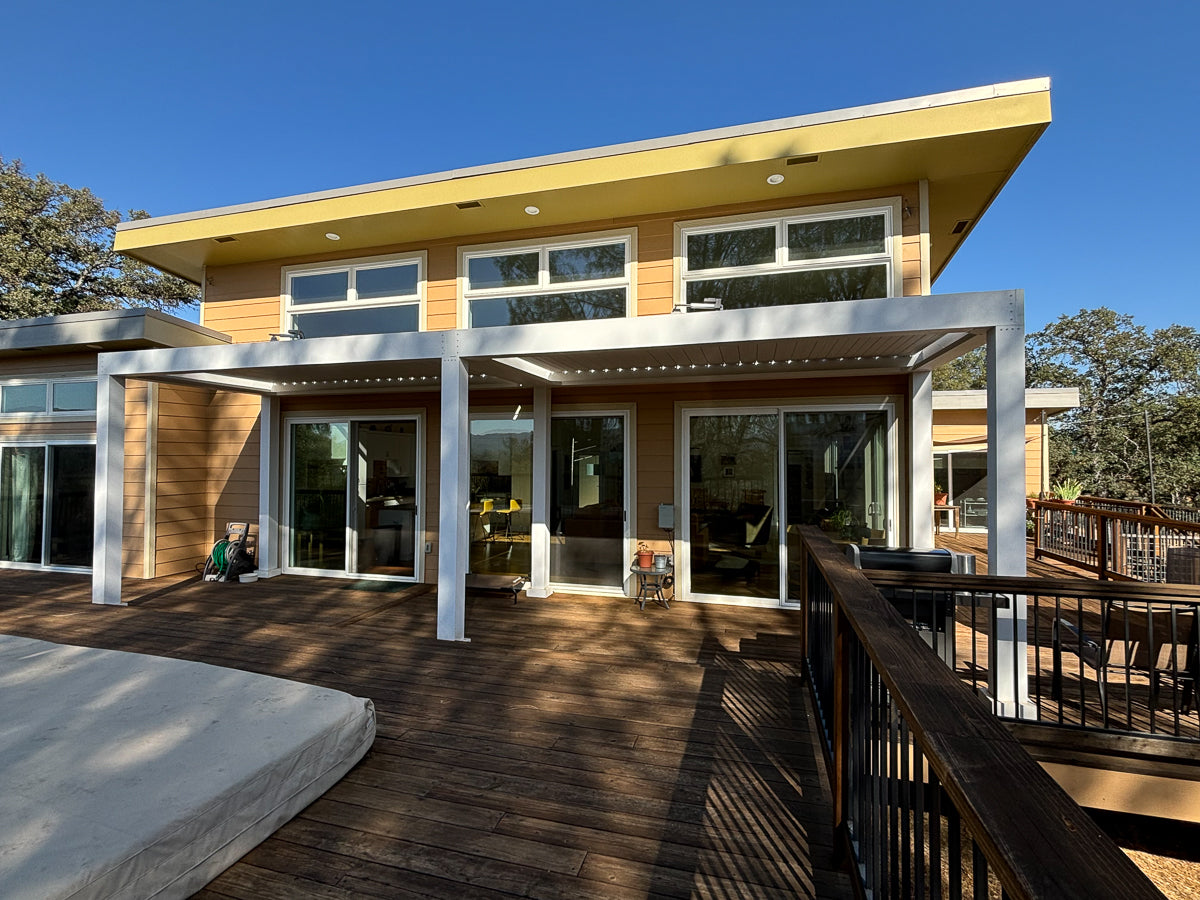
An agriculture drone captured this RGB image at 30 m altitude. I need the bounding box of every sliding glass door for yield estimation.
[550,413,628,589]
[683,404,893,604]
[288,418,420,579]
[0,444,95,570]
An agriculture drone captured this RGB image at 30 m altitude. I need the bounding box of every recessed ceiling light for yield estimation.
[325,232,341,241]
[766,173,785,185]
[524,205,540,216]
[214,235,238,243]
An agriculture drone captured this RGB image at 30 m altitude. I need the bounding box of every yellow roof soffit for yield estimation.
[115,82,1050,280]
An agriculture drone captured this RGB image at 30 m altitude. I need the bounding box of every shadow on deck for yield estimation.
[0,570,852,899]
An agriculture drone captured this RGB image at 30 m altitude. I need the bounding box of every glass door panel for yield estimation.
[48,445,95,567]
[469,419,532,576]
[784,411,889,543]
[290,423,349,571]
[949,452,988,527]
[688,413,779,599]
[0,446,46,564]
[353,420,417,576]
[550,415,626,587]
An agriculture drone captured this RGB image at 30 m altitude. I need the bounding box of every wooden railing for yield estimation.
[1032,499,1200,582]
[793,527,1163,899]
[1078,494,1200,525]
[865,568,1200,739]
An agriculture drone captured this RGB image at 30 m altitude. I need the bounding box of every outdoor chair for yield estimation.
[1052,600,1199,722]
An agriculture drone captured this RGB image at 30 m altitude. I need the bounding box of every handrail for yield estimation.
[1079,495,1200,525]
[795,526,1163,898]
[864,568,1200,740]
[1031,499,1200,581]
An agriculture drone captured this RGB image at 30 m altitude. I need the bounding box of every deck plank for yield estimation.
[0,570,851,899]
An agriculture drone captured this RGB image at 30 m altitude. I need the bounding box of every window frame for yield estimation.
[0,377,99,421]
[458,229,636,327]
[675,199,903,306]
[281,251,427,337]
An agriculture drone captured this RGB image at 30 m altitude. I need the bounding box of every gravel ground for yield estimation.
[1093,810,1200,899]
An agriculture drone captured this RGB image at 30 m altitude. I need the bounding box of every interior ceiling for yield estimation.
[116,89,1050,285]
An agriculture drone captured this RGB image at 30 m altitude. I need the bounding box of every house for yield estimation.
[1,81,1051,672]
[933,387,1080,529]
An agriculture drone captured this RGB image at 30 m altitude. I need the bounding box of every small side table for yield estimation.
[933,504,960,536]
[630,561,673,610]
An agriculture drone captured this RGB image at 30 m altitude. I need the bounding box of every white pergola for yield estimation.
[92,290,1028,707]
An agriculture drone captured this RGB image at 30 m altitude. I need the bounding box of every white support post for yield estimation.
[257,395,282,577]
[527,386,553,598]
[909,371,934,548]
[92,375,126,605]
[987,322,1031,715]
[437,355,470,641]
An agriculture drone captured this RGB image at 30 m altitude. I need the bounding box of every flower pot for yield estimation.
[935,492,949,506]
[636,550,654,568]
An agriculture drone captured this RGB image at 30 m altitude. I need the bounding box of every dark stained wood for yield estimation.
[0,569,851,899]
[799,527,1166,900]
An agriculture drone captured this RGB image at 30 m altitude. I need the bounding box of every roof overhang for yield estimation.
[933,387,1080,414]
[98,291,1018,396]
[0,309,230,360]
[114,80,1051,285]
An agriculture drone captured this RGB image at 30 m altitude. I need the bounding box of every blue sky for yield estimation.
[2,0,1194,332]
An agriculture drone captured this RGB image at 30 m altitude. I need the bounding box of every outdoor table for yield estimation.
[630,561,673,610]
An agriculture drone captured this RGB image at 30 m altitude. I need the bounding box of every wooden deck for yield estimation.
[935,531,1099,578]
[0,570,851,900]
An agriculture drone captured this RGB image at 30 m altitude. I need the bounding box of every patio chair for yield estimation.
[1052,601,1199,722]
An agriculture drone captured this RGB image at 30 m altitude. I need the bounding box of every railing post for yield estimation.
[1034,502,1043,561]
[832,605,851,863]
[1098,512,1109,581]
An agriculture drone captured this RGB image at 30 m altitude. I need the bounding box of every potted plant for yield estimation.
[934,482,949,506]
[828,508,856,539]
[636,542,654,568]
[1051,477,1084,504]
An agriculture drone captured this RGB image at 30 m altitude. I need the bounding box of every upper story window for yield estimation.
[461,231,633,328]
[0,379,97,417]
[678,201,899,310]
[283,253,425,339]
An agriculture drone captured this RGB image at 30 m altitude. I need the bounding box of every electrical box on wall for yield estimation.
[657,504,675,530]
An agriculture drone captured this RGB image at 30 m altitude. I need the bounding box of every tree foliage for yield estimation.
[932,308,1200,504]
[0,158,198,320]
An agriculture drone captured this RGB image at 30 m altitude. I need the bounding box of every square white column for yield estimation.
[909,371,934,548]
[987,320,1031,715]
[92,375,126,605]
[257,395,282,577]
[437,355,470,641]
[527,386,553,598]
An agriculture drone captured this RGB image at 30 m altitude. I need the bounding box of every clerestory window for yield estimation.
[283,253,425,338]
[678,202,899,310]
[461,231,633,328]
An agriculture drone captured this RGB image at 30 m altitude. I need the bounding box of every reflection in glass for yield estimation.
[548,243,625,283]
[787,214,886,260]
[291,423,348,570]
[356,264,419,300]
[291,271,349,305]
[686,226,776,270]
[48,445,94,566]
[470,289,626,327]
[941,452,988,527]
[52,381,97,412]
[2,383,47,414]
[354,421,417,576]
[293,303,419,338]
[686,265,888,309]
[551,416,625,587]
[468,253,539,290]
[0,446,46,563]
[784,412,888,543]
[688,414,779,599]
[469,419,532,577]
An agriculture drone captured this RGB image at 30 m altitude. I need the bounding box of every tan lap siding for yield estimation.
[200,183,924,338]
[154,385,216,576]
[208,391,261,547]
[122,380,148,576]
